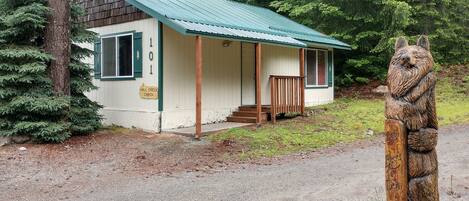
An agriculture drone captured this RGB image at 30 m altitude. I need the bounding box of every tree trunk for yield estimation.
[44,0,71,95]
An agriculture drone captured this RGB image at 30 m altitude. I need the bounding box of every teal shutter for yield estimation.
[133,32,143,78]
[94,39,101,79]
[328,50,333,87]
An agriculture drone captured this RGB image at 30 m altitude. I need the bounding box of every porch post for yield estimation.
[255,43,262,125]
[195,36,202,139]
[299,48,305,115]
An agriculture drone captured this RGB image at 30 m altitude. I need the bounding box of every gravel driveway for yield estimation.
[3,125,469,201]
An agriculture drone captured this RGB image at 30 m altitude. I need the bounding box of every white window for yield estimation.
[101,33,134,78]
[305,49,328,87]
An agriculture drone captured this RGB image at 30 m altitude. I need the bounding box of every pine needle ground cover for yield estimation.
[210,71,469,159]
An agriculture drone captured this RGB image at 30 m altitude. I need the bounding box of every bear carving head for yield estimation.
[393,36,433,70]
[387,36,434,97]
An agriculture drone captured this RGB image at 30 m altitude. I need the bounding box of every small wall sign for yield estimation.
[139,84,158,100]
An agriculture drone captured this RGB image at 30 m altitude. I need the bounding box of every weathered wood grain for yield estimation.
[385,119,408,201]
[385,36,439,201]
[408,129,438,152]
[195,36,202,139]
[409,173,439,201]
[299,48,305,115]
[255,43,262,125]
[408,150,438,178]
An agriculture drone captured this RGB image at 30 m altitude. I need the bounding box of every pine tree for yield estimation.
[269,0,468,85]
[69,3,101,134]
[271,0,412,84]
[0,0,70,142]
[407,0,469,64]
[0,0,101,142]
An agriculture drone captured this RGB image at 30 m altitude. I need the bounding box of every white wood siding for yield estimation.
[261,45,335,107]
[261,45,300,105]
[83,19,336,131]
[305,87,334,106]
[161,26,241,129]
[241,43,256,105]
[85,18,160,131]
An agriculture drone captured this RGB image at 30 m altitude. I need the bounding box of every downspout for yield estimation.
[158,21,164,133]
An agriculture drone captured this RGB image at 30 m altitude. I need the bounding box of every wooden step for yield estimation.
[227,116,257,123]
[232,111,268,118]
[238,106,271,113]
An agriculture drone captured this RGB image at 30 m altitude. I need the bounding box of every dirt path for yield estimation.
[1,125,468,201]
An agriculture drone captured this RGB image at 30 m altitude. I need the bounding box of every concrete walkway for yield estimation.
[72,125,469,201]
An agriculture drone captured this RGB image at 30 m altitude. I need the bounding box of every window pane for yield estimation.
[306,50,317,86]
[318,51,327,85]
[118,35,133,76]
[102,37,116,77]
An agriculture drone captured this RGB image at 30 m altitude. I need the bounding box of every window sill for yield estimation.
[99,77,136,81]
[305,85,330,89]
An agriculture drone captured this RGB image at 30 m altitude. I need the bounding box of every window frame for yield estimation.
[305,48,328,88]
[100,33,135,79]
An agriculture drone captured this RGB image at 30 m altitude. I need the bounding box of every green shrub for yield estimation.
[336,74,354,87]
[355,77,370,84]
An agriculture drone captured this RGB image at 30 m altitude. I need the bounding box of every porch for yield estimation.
[160,24,309,138]
[190,37,306,138]
[228,74,305,124]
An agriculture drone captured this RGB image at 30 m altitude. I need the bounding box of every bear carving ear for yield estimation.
[417,35,430,51]
[395,37,408,51]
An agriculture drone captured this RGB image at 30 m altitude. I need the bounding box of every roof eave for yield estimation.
[301,40,352,50]
[330,45,352,51]
[185,30,307,48]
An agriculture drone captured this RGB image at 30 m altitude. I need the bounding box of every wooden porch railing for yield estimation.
[269,75,304,123]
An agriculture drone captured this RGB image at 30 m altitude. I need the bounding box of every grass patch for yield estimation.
[210,78,469,159]
[436,77,469,125]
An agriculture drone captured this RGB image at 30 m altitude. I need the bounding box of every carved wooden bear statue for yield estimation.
[386,35,439,201]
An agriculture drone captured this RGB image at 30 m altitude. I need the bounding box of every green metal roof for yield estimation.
[126,0,351,49]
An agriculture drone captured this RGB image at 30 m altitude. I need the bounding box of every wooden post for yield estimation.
[270,77,276,123]
[255,43,262,125]
[385,119,408,201]
[195,36,202,139]
[299,48,305,115]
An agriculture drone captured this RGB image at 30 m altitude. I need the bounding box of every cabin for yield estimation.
[77,0,350,137]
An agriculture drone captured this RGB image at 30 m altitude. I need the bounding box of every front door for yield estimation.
[241,42,256,105]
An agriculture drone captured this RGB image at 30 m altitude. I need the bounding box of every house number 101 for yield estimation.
[149,37,154,74]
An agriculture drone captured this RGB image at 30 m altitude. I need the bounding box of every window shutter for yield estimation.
[94,39,101,79]
[328,50,333,87]
[133,32,143,78]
